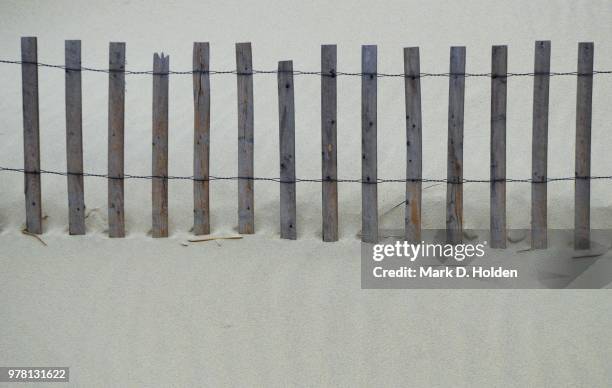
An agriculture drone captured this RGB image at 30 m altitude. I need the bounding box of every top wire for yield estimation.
[3,59,612,78]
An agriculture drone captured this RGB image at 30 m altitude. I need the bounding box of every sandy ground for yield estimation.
[2,232,612,387]
[1,0,612,386]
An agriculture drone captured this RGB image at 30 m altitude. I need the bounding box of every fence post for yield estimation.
[65,40,85,235]
[236,42,255,234]
[278,60,297,240]
[446,46,466,244]
[490,45,507,248]
[321,44,338,242]
[531,41,551,249]
[152,53,170,238]
[575,42,594,250]
[361,45,378,243]
[21,36,42,234]
[404,47,422,243]
[193,42,210,235]
[108,42,126,238]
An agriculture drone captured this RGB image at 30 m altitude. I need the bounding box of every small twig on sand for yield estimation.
[21,229,47,246]
[187,236,243,243]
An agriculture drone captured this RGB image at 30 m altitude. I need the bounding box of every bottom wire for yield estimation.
[1,166,610,184]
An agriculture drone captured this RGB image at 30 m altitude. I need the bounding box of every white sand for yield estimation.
[1,0,611,386]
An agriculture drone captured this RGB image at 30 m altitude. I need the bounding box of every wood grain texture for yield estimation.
[65,40,85,235]
[21,37,42,234]
[152,53,169,238]
[321,45,338,242]
[531,41,550,249]
[193,42,210,235]
[446,47,466,244]
[278,60,297,240]
[404,47,422,243]
[361,45,378,243]
[490,45,507,248]
[575,42,594,250]
[236,43,255,234]
[108,42,126,237]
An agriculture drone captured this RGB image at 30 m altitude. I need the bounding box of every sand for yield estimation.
[1,0,611,386]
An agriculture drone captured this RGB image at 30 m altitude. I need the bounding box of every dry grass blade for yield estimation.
[187,236,243,243]
[21,228,47,246]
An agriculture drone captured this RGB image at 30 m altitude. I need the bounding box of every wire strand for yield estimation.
[3,59,612,78]
[1,167,610,184]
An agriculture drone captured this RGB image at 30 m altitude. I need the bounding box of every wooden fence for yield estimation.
[12,37,600,249]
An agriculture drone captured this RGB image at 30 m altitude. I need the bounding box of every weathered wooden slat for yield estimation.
[152,53,170,238]
[236,42,255,234]
[490,45,507,248]
[65,40,85,235]
[108,42,126,238]
[278,60,297,240]
[193,42,210,235]
[21,36,42,234]
[531,40,551,249]
[321,44,338,242]
[361,45,378,243]
[446,46,466,244]
[575,42,594,250]
[404,47,422,243]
